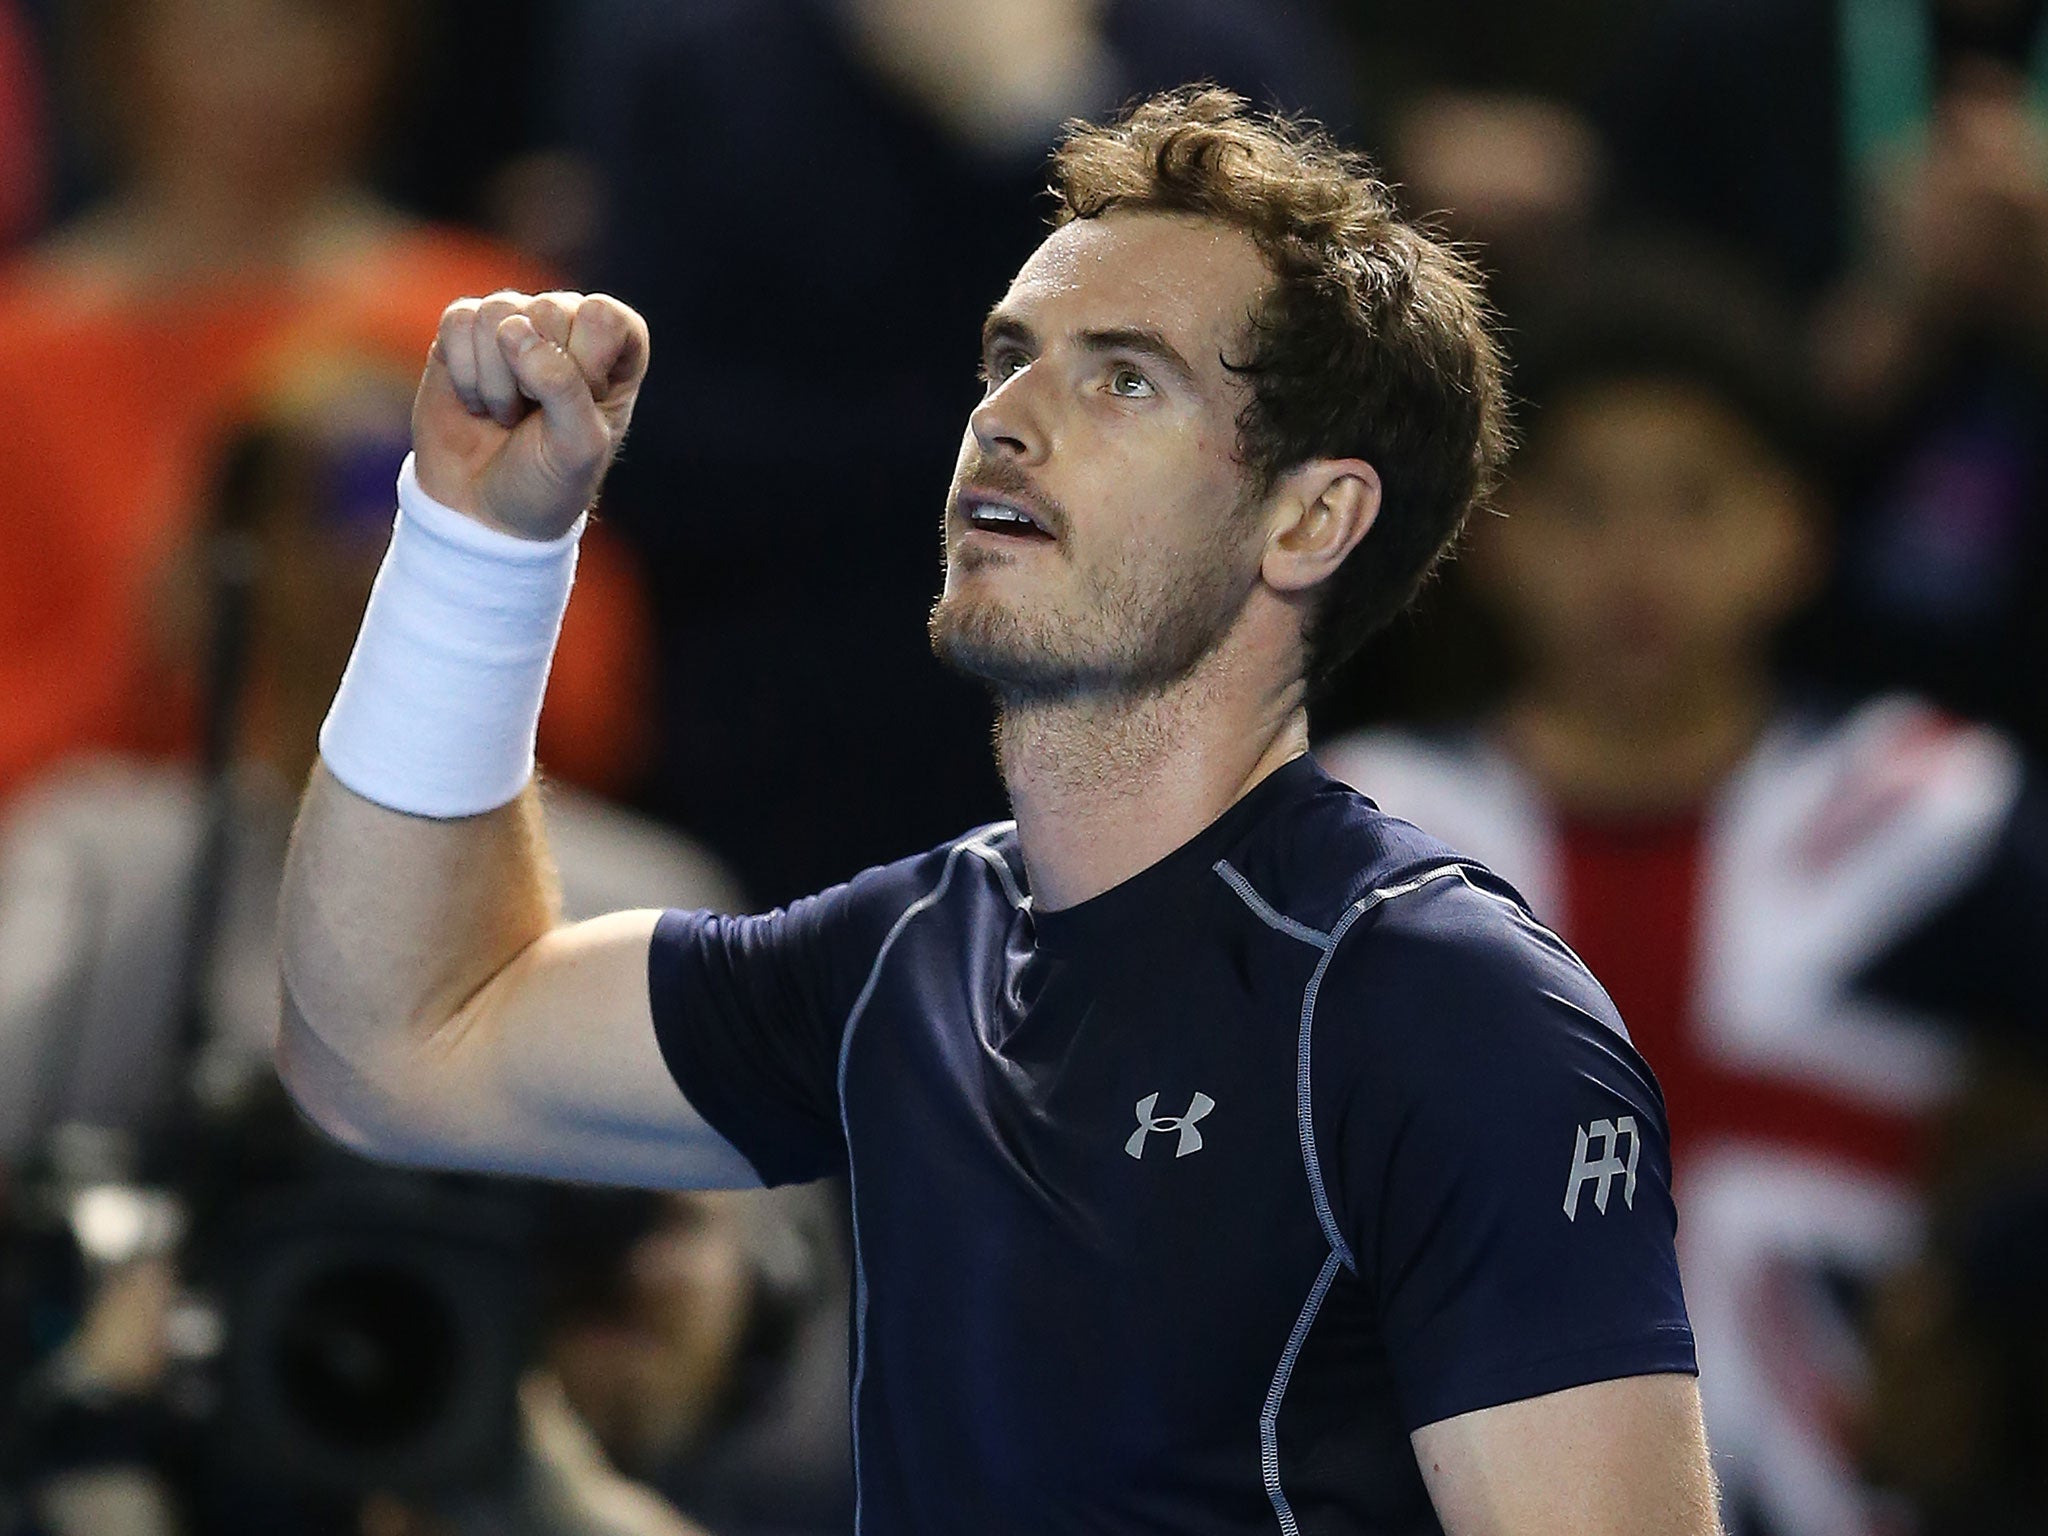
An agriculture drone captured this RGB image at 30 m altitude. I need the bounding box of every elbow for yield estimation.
[274,982,423,1163]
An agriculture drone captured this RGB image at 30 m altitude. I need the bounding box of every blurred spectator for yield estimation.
[1387,92,1606,317]
[1339,0,1635,125]
[1333,1,1619,335]
[1863,1046,2048,1534]
[545,0,1354,903]
[1598,0,2048,296]
[0,356,851,1535]
[1808,58,2048,763]
[0,0,654,809]
[1317,251,2048,1536]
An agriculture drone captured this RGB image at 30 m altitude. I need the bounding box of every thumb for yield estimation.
[499,314,613,493]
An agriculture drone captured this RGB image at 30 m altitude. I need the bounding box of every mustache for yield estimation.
[950,458,1069,540]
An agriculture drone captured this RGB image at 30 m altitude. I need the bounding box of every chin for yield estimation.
[929,590,1091,698]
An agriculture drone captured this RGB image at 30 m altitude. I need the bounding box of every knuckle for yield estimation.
[527,299,571,339]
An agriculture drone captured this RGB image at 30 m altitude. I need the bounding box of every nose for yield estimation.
[969,368,1051,466]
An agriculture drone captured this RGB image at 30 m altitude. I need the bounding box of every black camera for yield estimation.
[0,1089,561,1528]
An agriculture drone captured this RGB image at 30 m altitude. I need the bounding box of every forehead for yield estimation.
[998,211,1271,355]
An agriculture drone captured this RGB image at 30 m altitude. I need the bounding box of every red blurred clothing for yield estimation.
[0,228,651,803]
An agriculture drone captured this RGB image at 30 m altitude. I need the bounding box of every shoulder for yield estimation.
[837,819,1019,914]
[1220,758,1536,937]
[1215,765,1620,1078]
[671,821,1020,957]
[1315,862,1636,1115]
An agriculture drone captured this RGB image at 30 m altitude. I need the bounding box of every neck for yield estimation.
[999,653,1308,911]
[1503,659,1773,818]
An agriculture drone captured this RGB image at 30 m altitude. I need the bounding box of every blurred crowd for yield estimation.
[0,1,2042,1534]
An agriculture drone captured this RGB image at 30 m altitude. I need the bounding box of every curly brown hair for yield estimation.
[1050,87,1510,687]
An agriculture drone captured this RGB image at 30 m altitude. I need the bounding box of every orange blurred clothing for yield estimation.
[0,227,652,803]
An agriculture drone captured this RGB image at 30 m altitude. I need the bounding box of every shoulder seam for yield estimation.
[964,822,1027,910]
[1298,861,1469,1270]
[1212,858,1331,949]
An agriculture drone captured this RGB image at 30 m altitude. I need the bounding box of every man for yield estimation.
[278,91,1718,1533]
[1318,251,2048,1536]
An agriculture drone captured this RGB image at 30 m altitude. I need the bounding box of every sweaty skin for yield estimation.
[278,230,1722,1533]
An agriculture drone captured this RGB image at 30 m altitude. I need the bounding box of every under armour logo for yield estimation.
[1563,1116,1640,1220]
[1125,1092,1216,1159]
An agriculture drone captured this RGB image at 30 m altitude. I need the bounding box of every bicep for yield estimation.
[1412,1374,1720,1536]
[281,909,759,1189]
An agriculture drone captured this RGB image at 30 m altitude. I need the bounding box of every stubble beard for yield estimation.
[927,515,1258,712]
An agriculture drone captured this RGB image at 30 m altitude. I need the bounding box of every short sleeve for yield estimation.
[649,876,881,1186]
[1314,870,1697,1432]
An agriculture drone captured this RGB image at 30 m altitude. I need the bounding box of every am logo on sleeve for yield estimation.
[1564,1116,1640,1220]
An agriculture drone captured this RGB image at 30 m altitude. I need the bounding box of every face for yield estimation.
[929,211,1275,703]
[129,0,383,194]
[1474,379,1818,706]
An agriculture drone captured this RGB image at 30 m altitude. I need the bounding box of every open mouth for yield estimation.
[962,495,1057,542]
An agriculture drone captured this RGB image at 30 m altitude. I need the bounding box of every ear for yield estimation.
[1260,459,1382,595]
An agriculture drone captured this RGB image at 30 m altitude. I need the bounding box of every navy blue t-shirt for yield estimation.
[649,756,1695,1534]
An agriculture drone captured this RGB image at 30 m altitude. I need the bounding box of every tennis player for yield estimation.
[279,90,1719,1534]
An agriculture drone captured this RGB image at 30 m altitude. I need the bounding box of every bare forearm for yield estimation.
[279,764,559,1086]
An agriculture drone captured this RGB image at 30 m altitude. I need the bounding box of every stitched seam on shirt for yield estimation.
[965,828,1027,910]
[1301,863,1468,1272]
[1213,858,1333,949]
[834,833,986,1535]
[1262,1248,1345,1536]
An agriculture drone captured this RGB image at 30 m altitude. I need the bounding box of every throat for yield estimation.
[999,682,1309,911]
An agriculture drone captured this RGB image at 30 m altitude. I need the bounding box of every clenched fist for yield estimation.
[415,290,650,541]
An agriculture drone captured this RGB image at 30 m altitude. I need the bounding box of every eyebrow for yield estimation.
[981,313,1202,391]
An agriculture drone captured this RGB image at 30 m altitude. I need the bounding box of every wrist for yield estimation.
[396,453,586,558]
[412,453,587,544]
[317,455,584,818]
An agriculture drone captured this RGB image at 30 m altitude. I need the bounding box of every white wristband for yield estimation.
[318,454,587,818]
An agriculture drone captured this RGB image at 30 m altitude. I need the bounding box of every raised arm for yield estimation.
[277,291,756,1190]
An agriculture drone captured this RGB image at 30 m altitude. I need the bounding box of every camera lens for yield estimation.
[273,1262,460,1452]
